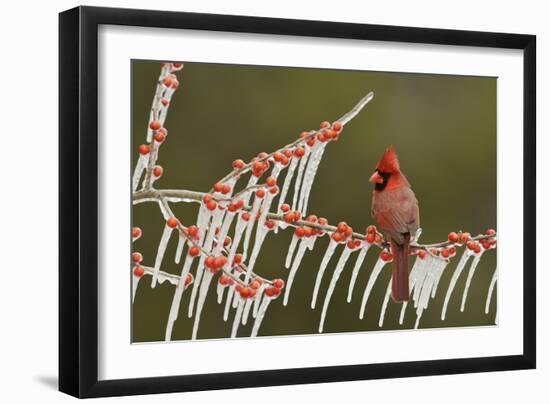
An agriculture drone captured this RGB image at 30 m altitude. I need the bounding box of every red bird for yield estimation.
[369,146,420,302]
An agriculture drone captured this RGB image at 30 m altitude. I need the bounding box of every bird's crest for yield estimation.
[376,145,400,173]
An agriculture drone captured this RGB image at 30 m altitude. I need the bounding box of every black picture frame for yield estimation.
[59,5,536,398]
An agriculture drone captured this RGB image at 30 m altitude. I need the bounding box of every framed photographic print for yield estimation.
[59,6,536,398]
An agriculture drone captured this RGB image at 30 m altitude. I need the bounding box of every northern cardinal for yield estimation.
[369,145,420,302]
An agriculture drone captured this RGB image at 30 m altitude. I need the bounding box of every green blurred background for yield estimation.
[131,60,497,343]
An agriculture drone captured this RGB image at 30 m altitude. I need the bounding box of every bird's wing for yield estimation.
[372,187,419,244]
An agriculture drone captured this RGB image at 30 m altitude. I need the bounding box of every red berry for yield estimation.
[250,280,261,290]
[448,232,459,243]
[131,252,142,263]
[306,137,316,147]
[221,184,231,195]
[418,249,426,259]
[241,212,250,221]
[266,177,276,187]
[273,152,284,162]
[185,273,193,286]
[380,251,392,262]
[153,132,165,143]
[205,256,216,269]
[188,246,200,257]
[265,220,275,229]
[332,122,342,132]
[132,227,142,238]
[224,236,232,247]
[153,166,163,177]
[294,147,305,157]
[284,212,294,223]
[346,240,356,249]
[337,222,348,234]
[318,217,328,226]
[466,241,476,250]
[269,186,279,195]
[206,201,217,211]
[161,99,169,107]
[283,150,293,158]
[138,144,150,155]
[320,121,330,129]
[303,227,313,237]
[441,249,450,258]
[365,233,375,243]
[215,256,228,268]
[256,189,265,198]
[172,63,183,68]
[234,200,244,209]
[306,215,318,222]
[202,194,212,204]
[162,76,172,86]
[473,244,481,254]
[149,120,161,130]
[272,279,285,289]
[233,254,243,265]
[213,182,224,193]
[317,133,327,142]
[232,159,245,170]
[228,204,237,213]
[459,232,471,244]
[486,228,496,235]
[171,79,179,89]
[187,225,199,238]
[331,232,342,242]
[133,266,145,277]
[295,227,306,237]
[252,161,264,173]
[293,211,301,221]
[449,247,457,255]
[166,217,178,228]
[280,204,290,213]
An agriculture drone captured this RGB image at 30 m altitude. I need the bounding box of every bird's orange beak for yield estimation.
[369,171,384,184]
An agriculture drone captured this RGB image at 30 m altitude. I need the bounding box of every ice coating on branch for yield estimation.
[291,147,311,213]
[191,271,214,339]
[242,196,262,260]
[175,235,185,264]
[460,251,484,312]
[378,278,392,327]
[215,211,236,255]
[146,64,171,142]
[485,269,497,315]
[441,249,473,320]
[151,225,174,288]
[285,235,299,269]
[227,215,247,266]
[319,246,354,333]
[311,239,339,309]
[132,155,148,192]
[299,142,327,215]
[188,208,224,317]
[165,253,195,341]
[284,237,316,306]
[347,243,371,302]
[251,296,272,337]
[277,157,299,210]
[359,257,389,320]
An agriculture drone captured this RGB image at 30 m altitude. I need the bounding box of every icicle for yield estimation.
[414,312,422,329]
[460,251,484,312]
[297,143,320,214]
[277,157,299,209]
[215,211,236,255]
[359,258,389,320]
[251,296,272,337]
[191,271,214,339]
[431,259,446,298]
[412,257,430,306]
[164,254,194,341]
[485,268,498,314]
[242,197,262,260]
[399,302,408,325]
[174,235,185,264]
[311,239,339,309]
[241,298,254,325]
[231,299,245,338]
[132,155,148,192]
[132,274,141,303]
[285,235,299,269]
[188,209,224,317]
[347,243,371,302]
[378,278,392,327]
[252,284,266,317]
[217,282,225,304]
[441,249,473,320]
[291,147,311,212]
[284,237,314,306]
[223,287,235,321]
[299,142,327,215]
[318,246,354,333]
[398,256,423,325]
[151,225,173,288]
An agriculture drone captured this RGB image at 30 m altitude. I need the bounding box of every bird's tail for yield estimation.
[390,234,410,302]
